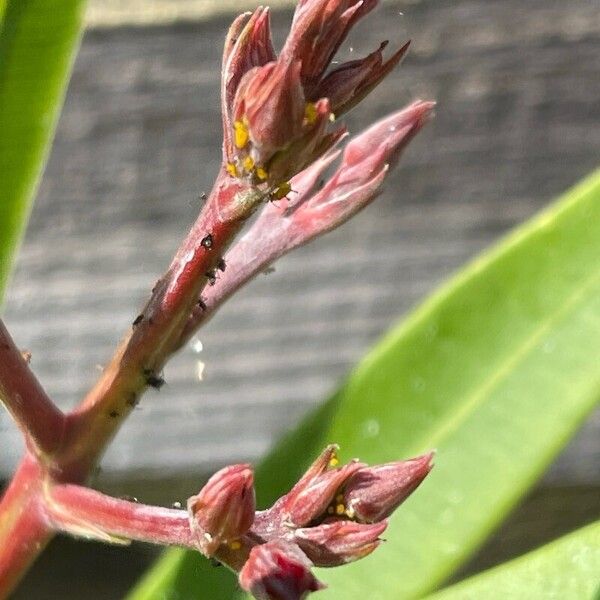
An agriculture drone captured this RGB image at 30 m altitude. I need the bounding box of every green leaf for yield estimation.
[0,0,86,301]
[129,168,600,600]
[428,521,600,600]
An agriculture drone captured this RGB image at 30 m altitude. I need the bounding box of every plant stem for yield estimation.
[0,319,66,459]
[0,455,52,599]
[45,484,197,549]
[45,484,250,572]
[56,174,261,480]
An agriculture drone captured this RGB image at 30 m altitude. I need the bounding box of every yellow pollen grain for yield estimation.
[256,166,268,181]
[335,503,346,515]
[229,540,242,550]
[329,456,339,467]
[304,102,318,125]
[226,162,238,177]
[243,155,255,172]
[233,120,249,149]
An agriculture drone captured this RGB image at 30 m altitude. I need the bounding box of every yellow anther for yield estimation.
[229,540,242,551]
[328,453,339,467]
[256,166,268,181]
[272,181,291,200]
[226,162,238,177]
[234,120,249,149]
[243,155,255,172]
[304,102,318,125]
[335,503,346,516]
[329,112,336,123]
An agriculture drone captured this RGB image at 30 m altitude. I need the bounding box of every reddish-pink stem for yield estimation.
[0,319,66,458]
[46,484,197,549]
[57,174,258,480]
[0,455,53,599]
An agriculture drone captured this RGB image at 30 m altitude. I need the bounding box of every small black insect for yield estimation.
[205,270,217,286]
[109,410,119,419]
[132,314,143,326]
[209,558,223,568]
[144,368,165,390]
[197,298,207,311]
[201,234,214,249]
[216,258,226,272]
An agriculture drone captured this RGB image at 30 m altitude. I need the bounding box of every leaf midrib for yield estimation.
[403,265,600,456]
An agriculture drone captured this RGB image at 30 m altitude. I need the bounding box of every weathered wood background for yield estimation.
[2,0,599,597]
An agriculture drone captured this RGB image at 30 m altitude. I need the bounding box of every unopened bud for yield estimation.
[295,519,387,567]
[187,463,255,556]
[282,458,364,527]
[239,540,324,600]
[343,452,434,523]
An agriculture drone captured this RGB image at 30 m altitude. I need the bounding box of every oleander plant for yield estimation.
[0,1,599,599]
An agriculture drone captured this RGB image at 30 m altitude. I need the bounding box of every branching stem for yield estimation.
[0,319,66,460]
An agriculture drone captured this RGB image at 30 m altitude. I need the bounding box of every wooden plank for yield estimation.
[1,0,599,489]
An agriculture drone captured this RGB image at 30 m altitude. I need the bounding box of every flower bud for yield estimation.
[239,540,324,600]
[282,459,365,527]
[234,58,306,159]
[187,463,255,556]
[295,519,387,567]
[313,40,410,115]
[343,452,434,523]
[281,0,378,91]
[221,7,276,160]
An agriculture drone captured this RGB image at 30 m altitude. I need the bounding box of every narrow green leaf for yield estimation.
[0,0,86,300]
[129,169,600,600]
[429,521,600,600]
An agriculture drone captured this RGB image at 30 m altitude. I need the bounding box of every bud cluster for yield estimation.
[220,0,411,197]
[187,446,433,599]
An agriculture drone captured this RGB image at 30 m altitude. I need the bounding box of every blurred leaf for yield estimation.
[0,0,86,301]
[129,167,600,600]
[429,521,600,600]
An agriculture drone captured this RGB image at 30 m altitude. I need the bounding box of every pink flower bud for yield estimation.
[234,58,306,158]
[220,0,412,186]
[313,40,410,115]
[266,98,343,185]
[239,540,324,600]
[221,8,276,160]
[293,100,435,232]
[281,459,365,527]
[343,452,434,523]
[281,0,378,91]
[295,519,387,566]
[187,464,255,556]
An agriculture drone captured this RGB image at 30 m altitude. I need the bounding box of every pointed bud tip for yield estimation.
[188,463,256,556]
[343,452,434,523]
